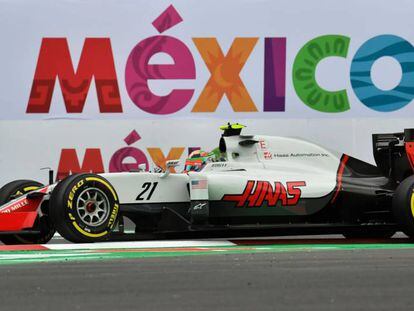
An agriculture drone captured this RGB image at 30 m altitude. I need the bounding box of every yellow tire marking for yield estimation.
[85,177,118,200]
[411,192,414,218]
[23,186,39,192]
[72,221,108,238]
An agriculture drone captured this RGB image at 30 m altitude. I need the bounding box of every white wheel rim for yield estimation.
[76,187,110,227]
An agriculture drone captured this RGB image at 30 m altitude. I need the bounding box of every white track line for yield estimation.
[45,240,236,250]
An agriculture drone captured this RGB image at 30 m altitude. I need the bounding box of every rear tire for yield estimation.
[0,180,55,245]
[392,175,414,239]
[50,174,119,243]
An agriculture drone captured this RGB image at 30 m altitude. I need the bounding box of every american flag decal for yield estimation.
[191,180,208,190]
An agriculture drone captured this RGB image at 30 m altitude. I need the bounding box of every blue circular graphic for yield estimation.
[350,35,414,112]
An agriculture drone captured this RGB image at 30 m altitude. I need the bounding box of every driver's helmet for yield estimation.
[184,150,212,172]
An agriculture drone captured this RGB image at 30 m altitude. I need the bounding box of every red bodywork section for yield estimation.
[0,212,38,231]
[0,187,48,232]
[331,154,349,204]
[405,142,414,171]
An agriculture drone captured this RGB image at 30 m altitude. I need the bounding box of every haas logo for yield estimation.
[223,180,306,208]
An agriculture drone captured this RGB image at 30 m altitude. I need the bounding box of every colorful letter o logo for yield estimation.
[350,35,414,112]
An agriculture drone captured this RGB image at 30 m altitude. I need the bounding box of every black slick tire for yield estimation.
[50,174,119,243]
[392,175,414,239]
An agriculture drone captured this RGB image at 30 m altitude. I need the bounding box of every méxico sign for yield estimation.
[1,0,414,186]
[21,3,414,118]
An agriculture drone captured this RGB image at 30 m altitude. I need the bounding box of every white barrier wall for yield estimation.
[0,0,414,185]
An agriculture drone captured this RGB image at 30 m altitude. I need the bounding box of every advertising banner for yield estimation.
[0,0,414,184]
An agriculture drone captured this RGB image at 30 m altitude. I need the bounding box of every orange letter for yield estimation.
[147,147,185,173]
[192,38,258,112]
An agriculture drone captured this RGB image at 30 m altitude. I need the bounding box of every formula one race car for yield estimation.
[2,123,414,244]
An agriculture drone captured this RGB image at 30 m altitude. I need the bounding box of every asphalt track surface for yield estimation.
[1,235,414,311]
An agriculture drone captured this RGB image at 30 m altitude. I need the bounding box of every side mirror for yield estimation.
[160,160,180,178]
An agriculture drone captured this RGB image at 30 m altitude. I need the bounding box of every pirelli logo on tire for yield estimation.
[108,203,119,229]
[67,180,84,209]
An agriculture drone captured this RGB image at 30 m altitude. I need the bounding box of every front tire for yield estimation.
[50,174,119,243]
[392,175,414,239]
[0,180,55,245]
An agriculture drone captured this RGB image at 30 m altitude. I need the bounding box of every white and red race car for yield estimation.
[1,123,414,244]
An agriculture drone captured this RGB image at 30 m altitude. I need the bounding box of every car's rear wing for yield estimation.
[373,129,414,182]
